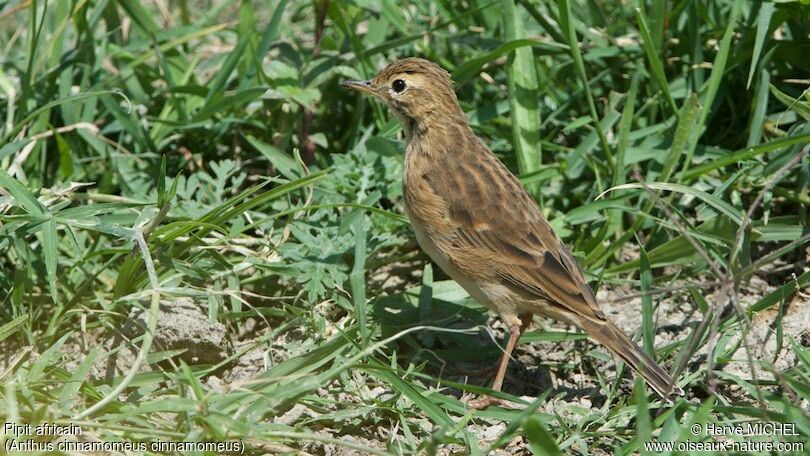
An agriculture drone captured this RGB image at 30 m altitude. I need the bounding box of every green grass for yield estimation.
[1,0,809,454]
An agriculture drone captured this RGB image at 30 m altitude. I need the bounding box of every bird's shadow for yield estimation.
[370,284,555,397]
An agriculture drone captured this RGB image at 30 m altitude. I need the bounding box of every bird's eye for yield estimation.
[392,79,407,93]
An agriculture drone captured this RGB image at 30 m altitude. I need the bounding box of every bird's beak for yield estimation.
[340,79,375,95]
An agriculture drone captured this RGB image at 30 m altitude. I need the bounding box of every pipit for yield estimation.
[342,58,681,408]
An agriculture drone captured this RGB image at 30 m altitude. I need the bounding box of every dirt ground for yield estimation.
[137,277,808,452]
[4,271,804,455]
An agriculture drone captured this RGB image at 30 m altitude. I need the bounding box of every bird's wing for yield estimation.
[421,147,604,321]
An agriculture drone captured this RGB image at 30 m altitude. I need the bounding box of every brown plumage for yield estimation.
[342,57,682,407]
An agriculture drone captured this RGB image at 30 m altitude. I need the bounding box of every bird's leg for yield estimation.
[469,313,533,409]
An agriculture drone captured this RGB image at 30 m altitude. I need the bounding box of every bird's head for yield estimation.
[341,58,465,135]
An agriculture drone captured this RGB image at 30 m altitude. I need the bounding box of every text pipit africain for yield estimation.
[342,58,682,408]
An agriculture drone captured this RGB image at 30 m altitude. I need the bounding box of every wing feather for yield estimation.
[421,145,604,321]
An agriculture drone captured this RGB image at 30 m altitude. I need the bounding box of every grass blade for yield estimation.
[350,218,368,343]
[366,365,454,428]
[557,0,613,169]
[524,417,563,456]
[746,2,774,89]
[502,0,542,193]
[203,36,250,103]
[634,7,678,115]
[682,132,810,180]
[638,240,655,357]
[599,182,743,224]
[634,379,652,455]
[670,94,700,182]
[453,39,566,85]
[0,169,46,217]
[42,218,58,305]
[746,69,770,146]
[0,314,28,344]
[615,72,640,187]
[685,2,740,168]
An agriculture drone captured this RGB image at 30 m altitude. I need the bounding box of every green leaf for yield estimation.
[607,216,733,273]
[502,0,542,193]
[557,0,613,171]
[770,83,810,121]
[615,72,640,187]
[59,347,101,408]
[487,394,548,452]
[118,0,160,34]
[525,417,563,456]
[634,379,652,456]
[246,134,301,179]
[519,166,562,187]
[681,132,810,180]
[747,2,775,88]
[452,39,566,85]
[638,240,654,357]
[0,140,32,162]
[203,36,251,104]
[687,2,739,163]
[520,330,588,343]
[746,69,770,146]
[350,218,368,343]
[0,314,28,344]
[418,263,433,323]
[366,366,454,428]
[355,1,500,59]
[671,287,712,379]
[56,133,73,178]
[42,218,58,304]
[157,155,167,206]
[721,269,810,331]
[28,332,72,383]
[0,169,46,217]
[128,23,232,69]
[634,7,677,115]
[257,0,289,58]
[670,93,700,182]
[599,182,743,225]
[194,87,266,122]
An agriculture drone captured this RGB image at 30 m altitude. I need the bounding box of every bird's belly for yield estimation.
[409,217,467,286]
[408,214,525,324]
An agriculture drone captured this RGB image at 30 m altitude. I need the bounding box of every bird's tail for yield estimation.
[579,319,683,401]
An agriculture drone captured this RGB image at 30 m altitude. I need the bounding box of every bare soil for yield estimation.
[33,271,807,454]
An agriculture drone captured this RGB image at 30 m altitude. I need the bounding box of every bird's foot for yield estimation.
[467,394,518,410]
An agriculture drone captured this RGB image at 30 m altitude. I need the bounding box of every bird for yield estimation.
[341,57,681,408]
